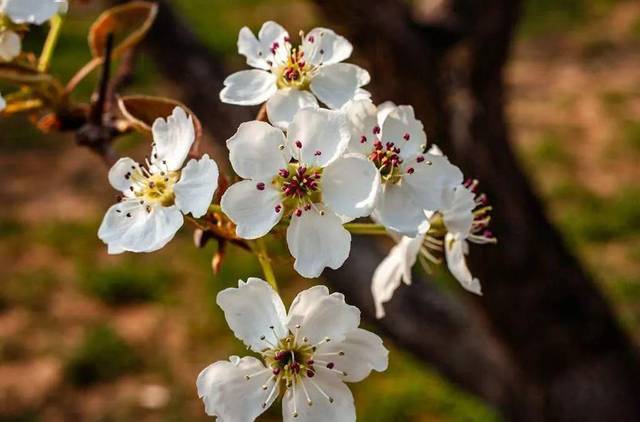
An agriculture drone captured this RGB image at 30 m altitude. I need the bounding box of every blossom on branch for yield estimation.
[344,100,463,236]
[98,107,219,254]
[0,0,67,62]
[221,107,380,278]
[197,278,388,422]
[371,175,496,318]
[221,21,370,129]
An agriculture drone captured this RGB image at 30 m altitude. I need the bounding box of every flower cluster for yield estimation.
[82,18,496,421]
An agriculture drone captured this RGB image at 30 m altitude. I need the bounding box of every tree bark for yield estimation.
[312,0,640,420]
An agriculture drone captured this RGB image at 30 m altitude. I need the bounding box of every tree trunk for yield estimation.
[312,0,640,420]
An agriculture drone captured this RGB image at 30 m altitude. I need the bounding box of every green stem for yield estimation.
[343,223,388,235]
[254,238,278,291]
[38,14,64,73]
[207,203,222,214]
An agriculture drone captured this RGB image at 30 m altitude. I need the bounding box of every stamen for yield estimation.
[256,182,266,191]
[316,351,345,357]
[263,378,279,408]
[309,378,334,403]
[291,380,299,417]
[312,337,331,351]
[245,368,270,380]
[300,378,313,406]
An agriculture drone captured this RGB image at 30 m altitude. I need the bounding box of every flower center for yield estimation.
[271,163,323,217]
[275,47,312,90]
[127,164,179,208]
[247,325,347,417]
[369,141,404,183]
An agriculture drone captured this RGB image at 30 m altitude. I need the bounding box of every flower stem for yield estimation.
[343,223,388,235]
[38,14,64,73]
[207,203,222,214]
[254,238,278,291]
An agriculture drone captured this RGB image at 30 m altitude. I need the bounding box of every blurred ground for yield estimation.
[0,0,638,420]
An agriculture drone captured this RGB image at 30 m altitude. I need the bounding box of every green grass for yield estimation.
[557,186,640,243]
[520,0,617,37]
[0,270,59,312]
[621,120,640,152]
[79,260,172,306]
[65,325,140,386]
[532,131,573,165]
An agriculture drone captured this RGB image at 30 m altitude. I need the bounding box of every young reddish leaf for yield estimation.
[89,1,158,60]
[118,95,203,150]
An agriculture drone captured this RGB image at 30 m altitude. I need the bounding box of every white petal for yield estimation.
[402,153,464,211]
[3,0,59,25]
[98,202,183,253]
[174,155,219,218]
[197,355,276,420]
[373,183,427,236]
[216,278,288,351]
[287,285,360,346]
[381,105,427,160]
[226,120,290,180]
[286,207,351,278]
[301,27,353,66]
[266,88,319,130]
[107,157,138,193]
[352,88,372,102]
[287,108,349,168]
[220,69,277,105]
[237,26,270,70]
[257,20,289,64]
[56,0,68,14]
[344,99,379,155]
[282,371,355,422]
[371,234,424,318]
[0,30,21,62]
[427,144,443,156]
[445,233,482,295]
[0,92,5,111]
[317,328,389,382]
[151,107,194,171]
[310,63,370,109]
[376,101,397,126]
[322,153,380,218]
[221,179,283,239]
[441,185,475,236]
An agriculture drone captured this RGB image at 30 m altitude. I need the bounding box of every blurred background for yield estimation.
[0,0,639,420]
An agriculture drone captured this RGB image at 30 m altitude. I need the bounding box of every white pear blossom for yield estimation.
[98,107,219,254]
[197,278,388,421]
[344,100,464,236]
[0,0,65,25]
[221,21,370,130]
[221,107,379,278]
[371,178,496,318]
[0,29,20,62]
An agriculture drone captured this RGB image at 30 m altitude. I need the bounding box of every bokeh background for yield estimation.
[1,0,639,420]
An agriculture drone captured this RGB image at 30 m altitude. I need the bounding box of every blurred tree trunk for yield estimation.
[109,0,640,420]
[312,0,640,420]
